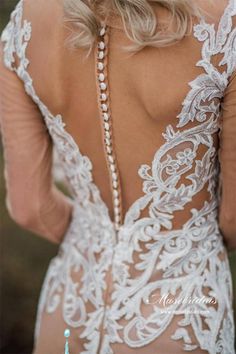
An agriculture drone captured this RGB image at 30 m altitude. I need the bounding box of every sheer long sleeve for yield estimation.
[0,45,74,244]
[218,71,236,253]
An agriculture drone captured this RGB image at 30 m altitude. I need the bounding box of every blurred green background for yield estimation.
[0,1,235,353]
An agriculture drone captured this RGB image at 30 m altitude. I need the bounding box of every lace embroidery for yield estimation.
[1,0,236,353]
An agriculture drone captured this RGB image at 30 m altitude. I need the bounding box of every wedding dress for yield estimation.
[0,0,236,353]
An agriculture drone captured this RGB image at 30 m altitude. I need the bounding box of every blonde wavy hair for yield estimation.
[63,0,210,57]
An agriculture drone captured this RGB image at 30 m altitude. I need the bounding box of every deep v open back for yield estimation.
[0,0,236,353]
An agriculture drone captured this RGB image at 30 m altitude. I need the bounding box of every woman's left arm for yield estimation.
[0,44,74,245]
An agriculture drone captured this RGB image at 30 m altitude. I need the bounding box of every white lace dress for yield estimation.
[0,0,236,353]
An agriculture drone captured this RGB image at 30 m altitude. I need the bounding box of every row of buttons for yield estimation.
[96,24,122,231]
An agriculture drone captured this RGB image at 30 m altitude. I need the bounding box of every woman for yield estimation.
[0,0,235,353]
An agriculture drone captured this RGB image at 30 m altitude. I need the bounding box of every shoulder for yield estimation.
[22,0,64,32]
[191,0,236,34]
[0,0,64,39]
[14,0,64,23]
[0,0,64,69]
[197,0,234,20]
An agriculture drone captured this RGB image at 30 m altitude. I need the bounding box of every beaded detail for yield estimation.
[64,329,70,354]
[95,23,123,232]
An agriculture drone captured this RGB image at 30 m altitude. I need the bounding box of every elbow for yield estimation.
[219,210,236,253]
[6,193,39,229]
[5,188,74,245]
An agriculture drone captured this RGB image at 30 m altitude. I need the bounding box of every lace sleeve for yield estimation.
[218,70,236,252]
[0,2,74,244]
